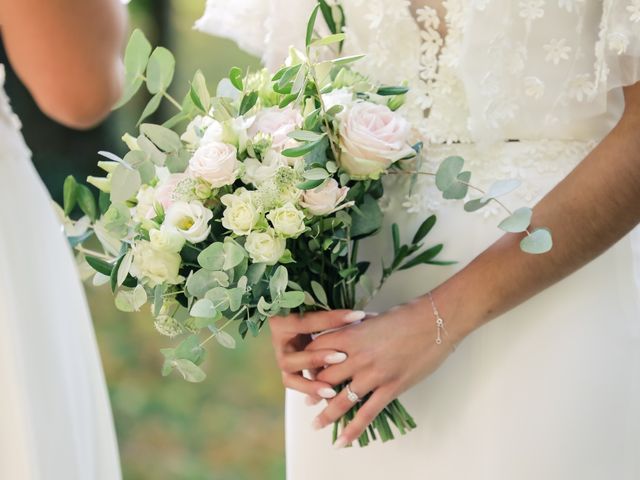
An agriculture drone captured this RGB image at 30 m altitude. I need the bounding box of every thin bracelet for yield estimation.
[427,292,456,351]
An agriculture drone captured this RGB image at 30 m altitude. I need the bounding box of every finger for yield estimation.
[315,359,356,386]
[311,375,377,431]
[305,395,323,406]
[282,373,338,400]
[286,309,366,335]
[333,386,395,448]
[279,349,348,373]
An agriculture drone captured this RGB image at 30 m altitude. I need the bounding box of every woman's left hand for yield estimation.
[289,292,469,448]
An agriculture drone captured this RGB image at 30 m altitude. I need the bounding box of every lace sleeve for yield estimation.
[596,0,640,94]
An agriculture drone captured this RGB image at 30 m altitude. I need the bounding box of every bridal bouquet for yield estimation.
[60,6,551,447]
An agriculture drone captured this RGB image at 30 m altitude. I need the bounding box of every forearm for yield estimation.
[435,83,640,340]
[0,0,127,128]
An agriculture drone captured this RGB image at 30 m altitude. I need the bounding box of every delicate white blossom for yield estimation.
[164,201,213,243]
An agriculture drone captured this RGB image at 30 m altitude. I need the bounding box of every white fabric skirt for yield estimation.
[0,121,121,479]
[285,141,640,479]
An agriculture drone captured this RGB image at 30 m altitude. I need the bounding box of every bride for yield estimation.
[198,1,640,478]
[0,1,124,478]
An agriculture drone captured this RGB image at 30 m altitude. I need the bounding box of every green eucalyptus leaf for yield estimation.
[376,86,410,96]
[146,47,175,94]
[482,178,521,201]
[186,269,229,297]
[303,168,329,180]
[246,262,267,284]
[288,130,325,142]
[114,29,152,108]
[216,331,236,349]
[114,285,147,312]
[464,198,491,212]
[110,164,141,203]
[435,156,464,192]
[269,266,289,300]
[124,150,155,184]
[140,123,182,152]
[498,207,533,233]
[283,138,324,158]
[198,242,225,270]
[173,359,206,383]
[85,256,114,276]
[63,175,78,216]
[443,171,471,200]
[190,298,217,318]
[137,91,163,125]
[351,194,382,239]
[311,281,328,306]
[520,228,553,254]
[280,291,306,309]
[297,179,325,190]
[223,239,247,271]
[175,335,205,365]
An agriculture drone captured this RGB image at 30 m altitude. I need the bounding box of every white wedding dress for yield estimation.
[198,1,640,478]
[0,65,121,479]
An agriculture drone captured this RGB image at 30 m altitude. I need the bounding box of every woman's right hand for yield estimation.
[268,309,366,404]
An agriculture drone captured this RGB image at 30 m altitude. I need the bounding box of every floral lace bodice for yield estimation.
[198,0,640,144]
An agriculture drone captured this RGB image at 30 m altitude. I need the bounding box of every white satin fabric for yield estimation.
[0,65,121,479]
[197,1,640,478]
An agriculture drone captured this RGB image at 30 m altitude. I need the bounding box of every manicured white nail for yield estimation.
[312,418,322,430]
[324,352,347,364]
[334,436,348,449]
[317,387,337,399]
[344,310,366,323]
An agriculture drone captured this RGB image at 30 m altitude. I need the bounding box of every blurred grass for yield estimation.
[87,2,285,479]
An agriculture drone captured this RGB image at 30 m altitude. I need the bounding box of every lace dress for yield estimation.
[0,64,121,479]
[197,1,640,478]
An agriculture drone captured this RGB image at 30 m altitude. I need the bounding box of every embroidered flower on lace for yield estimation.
[523,76,545,99]
[518,0,545,21]
[627,0,640,23]
[543,38,572,64]
[607,31,630,55]
[558,0,584,13]
[567,73,595,102]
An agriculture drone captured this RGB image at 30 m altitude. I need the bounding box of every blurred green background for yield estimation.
[0,2,287,479]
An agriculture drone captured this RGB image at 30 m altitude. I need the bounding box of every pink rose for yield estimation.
[338,102,415,179]
[300,179,350,216]
[154,173,187,211]
[188,141,239,188]
[248,106,302,151]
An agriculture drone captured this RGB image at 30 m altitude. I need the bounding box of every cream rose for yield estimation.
[266,202,306,238]
[245,229,286,265]
[299,179,350,216]
[248,106,302,151]
[130,240,183,287]
[150,226,186,253]
[338,102,415,179]
[221,188,261,236]
[188,141,239,188]
[164,201,213,244]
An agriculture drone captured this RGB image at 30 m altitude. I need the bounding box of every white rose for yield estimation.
[245,229,286,265]
[241,149,288,186]
[130,240,183,287]
[188,141,239,188]
[248,106,302,151]
[150,226,186,253]
[204,116,253,152]
[338,102,415,179]
[221,188,261,236]
[164,201,213,243]
[322,87,354,111]
[181,115,217,145]
[299,179,350,216]
[266,202,306,238]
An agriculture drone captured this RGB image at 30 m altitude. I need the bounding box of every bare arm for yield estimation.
[0,0,126,129]
[441,82,640,339]
[269,82,640,447]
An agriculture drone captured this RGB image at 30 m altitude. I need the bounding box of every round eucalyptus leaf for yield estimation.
[140,123,182,152]
[435,156,465,192]
[280,291,306,309]
[190,298,217,318]
[110,165,141,203]
[464,197,491,212]
[498,207,533,233]
[173,359,206,383]
[198,242,225,270]
[482,178,521,201]
[520,228,553,254]
[216,331,237,349]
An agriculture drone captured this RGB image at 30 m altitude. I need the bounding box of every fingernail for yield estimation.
[324,352,347,364]
[312,418,322,430]
[344,310,366,323]
[334,436,348,449]
[317,387,337,399]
